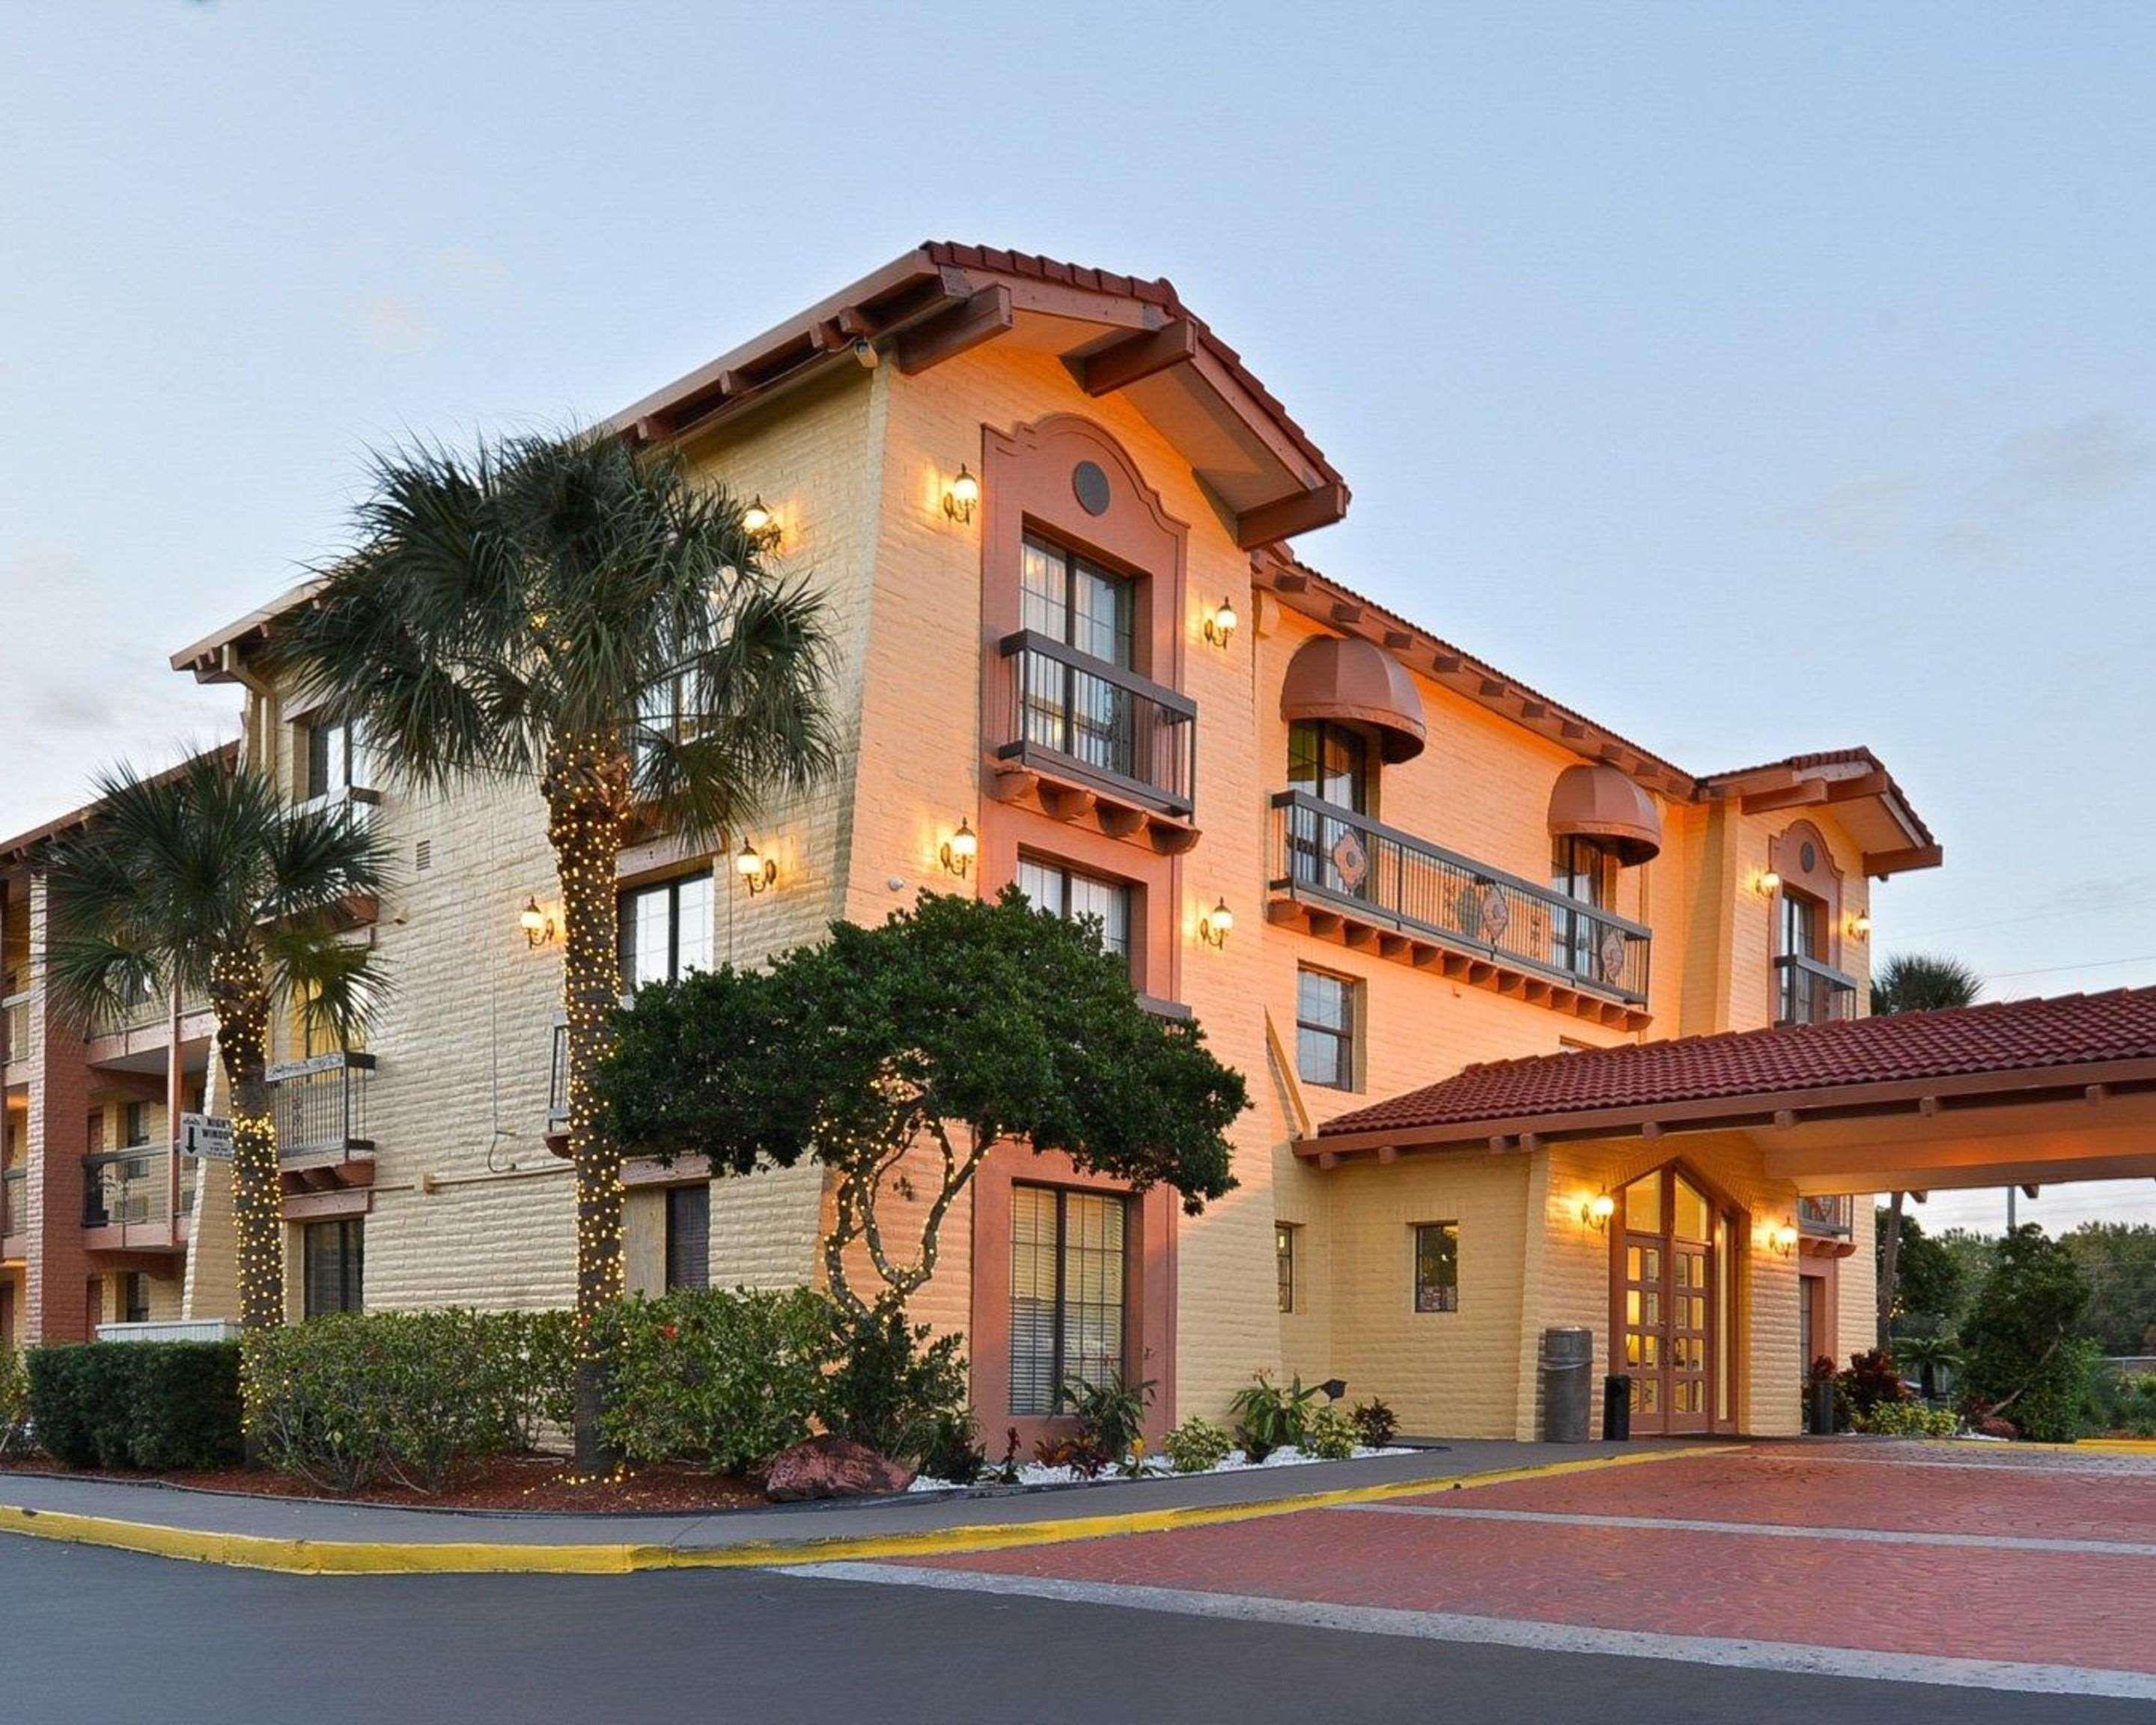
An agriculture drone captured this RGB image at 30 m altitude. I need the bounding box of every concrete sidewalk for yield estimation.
[0,1440,1702,1572]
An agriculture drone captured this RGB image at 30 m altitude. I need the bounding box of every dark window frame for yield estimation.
[1015,853,1136,976]
[1008,1181,1130,1417]
[1020,532,1139,672]
[1295,966,1359,1091]
[1276,1223,1298,1314]
[1413,1220,1460,1314]
[121,1271,150,1324]
[1287,719,1373,816]
[664,1184,710,1291]
[617,873,713,991]
[302,1219,364,1318]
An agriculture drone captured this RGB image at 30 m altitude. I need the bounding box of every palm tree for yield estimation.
[44,755,390,1330]
[1894,1333,1963,1404]
[281,428,835,1466]
[1871,952,1984,1346]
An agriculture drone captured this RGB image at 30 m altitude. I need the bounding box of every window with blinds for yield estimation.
[1009,1185,1127,1416]
[303,1219,364,1318]
[666,1184,710,1290]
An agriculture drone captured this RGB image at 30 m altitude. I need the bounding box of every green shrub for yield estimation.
[2091,1369,2156,1438]
[815,1297,969,1467]
[1854,1401,1958,1438]
[1350,1398,1398,1449]
[594,1286,838,1473]
[2006,1336,2102,1445]
[917,1408,986,1484]
[1162,1416,1234,1473]
[26,1342,242,1470]
[1062,1373,1155,1465]
[1229,1371,1322,1461]
[0,1351,28,1459]
[1303,1403,1358,1460]
[245,1309,574,1494]
[1836,1349,1909,1420]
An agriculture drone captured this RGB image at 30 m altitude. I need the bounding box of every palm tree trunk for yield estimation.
[546,748,631,1472]
[210,959,282,1332]
[1878,1190,1906,1352]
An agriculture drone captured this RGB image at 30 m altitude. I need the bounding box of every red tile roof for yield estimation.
[1317,987,2156,1140]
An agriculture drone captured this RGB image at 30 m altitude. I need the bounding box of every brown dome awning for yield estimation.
[1549,764,1662,865]
[1279,635,1427,764]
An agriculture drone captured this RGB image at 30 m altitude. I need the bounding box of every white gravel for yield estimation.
[909,1444,1410,1494]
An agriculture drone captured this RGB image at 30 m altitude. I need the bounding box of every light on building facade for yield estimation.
[943,464,980,524]
[1197,898,1234,948]
[736,838,776,895]
[940,818,977,877]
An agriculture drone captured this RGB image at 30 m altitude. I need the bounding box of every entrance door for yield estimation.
[1615,1166,1729,1435]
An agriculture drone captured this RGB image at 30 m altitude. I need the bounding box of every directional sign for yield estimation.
[178,1113,234,1161]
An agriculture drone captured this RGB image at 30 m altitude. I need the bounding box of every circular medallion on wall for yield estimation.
[1800,840,1818,873]
[1072,460,1112,516]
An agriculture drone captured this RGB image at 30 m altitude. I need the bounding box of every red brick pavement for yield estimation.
[918,1449,2156,1673]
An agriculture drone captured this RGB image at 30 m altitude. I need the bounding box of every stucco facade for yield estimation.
[3,244,1948,1443]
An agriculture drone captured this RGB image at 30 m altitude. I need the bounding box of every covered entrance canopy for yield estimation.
[1301,986,2156,1197]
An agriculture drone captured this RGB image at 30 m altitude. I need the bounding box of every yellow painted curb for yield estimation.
[0,1445,1728,1577]
[2076,1438,2156,1455]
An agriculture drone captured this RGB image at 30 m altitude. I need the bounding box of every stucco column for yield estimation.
[23,872,91,1342]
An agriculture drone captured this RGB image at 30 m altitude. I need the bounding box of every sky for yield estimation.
[4,3,2152,1233]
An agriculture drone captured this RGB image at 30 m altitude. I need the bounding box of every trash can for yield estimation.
[1809,1376,1838,1435]
[1540,1326,1594,1443]
[1603,1373,1633,1441]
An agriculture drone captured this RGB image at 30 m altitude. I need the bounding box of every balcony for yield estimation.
[1,990,28,1069]
[1,1163,24,1247]
[82,1146,193,1252]
[1797,1193,1858,1258]
[986,630,1199,851]
[1267,791,1654,1030]
[1776,955,1860,1026]
[546,1015,570,1151]
[269,1050,375,1187]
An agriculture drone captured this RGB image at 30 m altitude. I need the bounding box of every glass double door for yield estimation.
[1618,1166,1727,1435]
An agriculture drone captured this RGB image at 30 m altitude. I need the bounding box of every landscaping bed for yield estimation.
[912,1442,1413,1493]
[0,1452,765,1515]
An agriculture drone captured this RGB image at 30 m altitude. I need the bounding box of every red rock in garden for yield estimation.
[763,1435,913,1502]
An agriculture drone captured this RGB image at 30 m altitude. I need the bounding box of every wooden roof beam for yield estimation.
[895,284,1014,375]
[1236,483,1350,550]
[1077,318,1199,395]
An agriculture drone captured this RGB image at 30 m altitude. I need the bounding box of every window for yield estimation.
[1295,967,1357,1090]
[1551,837,1619,980]
[1009,1185,1127,1416]
[618,874,715,991]
[122,1101,150,1149]
[1413,1222,1459,1313]
[665,1184,710,1291]
[1017,857,1132,973]
[1287,721,1371,815]
[121,1271,150,1324]
[85,1109,106,1152]
[1777,889,1826,1024]
[1020,535,1136,669]
[301,717,368,802]
[303,1220,364,1318]
[1276,1223,1297,1314]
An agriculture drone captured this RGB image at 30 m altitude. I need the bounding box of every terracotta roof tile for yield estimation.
[1319,987,2156,1139]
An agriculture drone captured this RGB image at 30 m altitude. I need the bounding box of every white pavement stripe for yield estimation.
[1731,1450,2156,1480]
[1330,1503,2156,1557]
[775,1563,2156,1702]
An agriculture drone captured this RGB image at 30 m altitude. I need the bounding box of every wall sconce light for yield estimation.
[1197,897,1234,948]
[518,897,556,949]
[940,818,977,877]
[1770,1220,1799,1257]
[735,837,777,895]
[1203,597,1238,648]
[1580,1191,1616,1234]
[943,464,980,525]
[1755,869,1782,896]
[1848,911,1872,939]
[741,495,779,547]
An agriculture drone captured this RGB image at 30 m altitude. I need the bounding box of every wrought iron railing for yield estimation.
[548,1016,570,1132]
[1798,1194,1854,1238]
[1268,791,1651,1004]
[1776,954,1859,1026]
[993,630,1196,817]
[1,1165,23,1237]
[1,991,28,1064]
[82,1147,179,1229]
[268,1050,374,1159]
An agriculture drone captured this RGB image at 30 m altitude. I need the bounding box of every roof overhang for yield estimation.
[607,242,1348,552]
[1699,750,1940,877]
[1296,1053,2156,1194]
[169,579,323,685]
[0,742,240,866]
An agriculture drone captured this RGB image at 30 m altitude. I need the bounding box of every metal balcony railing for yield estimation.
[1268,791,1652,1005]
[82,1147,183,1229]
[992,630,1197,818]
[1,991,28,1064]
[1,1165,24,1237]
[548,1016,570,1132]
[268,1050,375,1159]
[1776,954,1860,1026]
[1798,1194,1854,1238]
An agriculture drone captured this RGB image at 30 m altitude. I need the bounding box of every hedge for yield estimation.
[26,1342,243,1470]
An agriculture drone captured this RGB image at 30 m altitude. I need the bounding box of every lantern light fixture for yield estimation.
[1197,897,1234,949]
[1203,596,1238,648]
[741,495,777,544]
[1755,869,1782,896]
[1771,1220,1799,1257]
[735,837,777,895]
[943,464,980,524]
[1581,1191,1616,1234]
[1848,910,1873,938]
[940,818,977,877]
[519,897,556,949]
